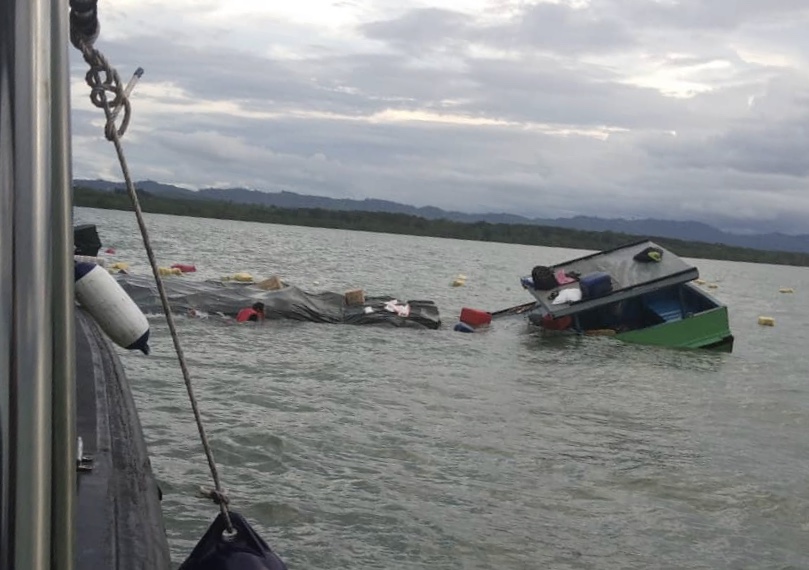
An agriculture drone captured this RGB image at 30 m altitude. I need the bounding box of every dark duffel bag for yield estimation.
[531,265,558,291]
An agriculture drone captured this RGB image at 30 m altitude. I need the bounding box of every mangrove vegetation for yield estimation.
[74,186,809,267]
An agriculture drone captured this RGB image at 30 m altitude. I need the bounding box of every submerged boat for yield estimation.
[520,239,734,351]
[116,273,442,329]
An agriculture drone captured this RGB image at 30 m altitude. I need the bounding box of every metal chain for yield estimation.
[72,33,235,533]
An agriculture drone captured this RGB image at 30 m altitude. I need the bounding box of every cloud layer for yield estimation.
[70,0,809,233]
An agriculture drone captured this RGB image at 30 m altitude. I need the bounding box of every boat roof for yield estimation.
[522,239,699,318]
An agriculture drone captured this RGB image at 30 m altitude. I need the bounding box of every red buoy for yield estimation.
[459,307,492,327]
[171,263,197,273]
[105,247,116,254]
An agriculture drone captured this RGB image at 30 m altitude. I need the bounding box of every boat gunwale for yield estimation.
[614,304,733,348]
[524,268,701,318]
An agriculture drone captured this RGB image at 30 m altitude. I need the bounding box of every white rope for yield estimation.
[72,31,234,532]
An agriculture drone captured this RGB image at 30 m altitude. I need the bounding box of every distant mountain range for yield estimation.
[74,179,809,254]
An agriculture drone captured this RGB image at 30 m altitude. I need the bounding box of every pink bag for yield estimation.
[555,269,577,285]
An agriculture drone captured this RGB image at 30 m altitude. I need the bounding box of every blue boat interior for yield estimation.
[564,284,721,332]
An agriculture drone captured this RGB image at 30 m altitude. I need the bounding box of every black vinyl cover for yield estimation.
[116,274,442,329]
[74,224,102,256]
[178,512,287,570]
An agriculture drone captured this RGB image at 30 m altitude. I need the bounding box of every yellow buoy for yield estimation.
[779,287,794,294]
[707,284,718,289]
[110,261,129,271]
[232,272,253,282]
[695,279,706,285]
[158,267,182,276]
[451,274,467,287]
[758,316,775,326]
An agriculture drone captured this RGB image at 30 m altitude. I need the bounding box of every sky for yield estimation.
[69,0,809,234]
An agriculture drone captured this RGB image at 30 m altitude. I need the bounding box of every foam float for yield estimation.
[451,274,467,287]
[158,267,182,276]
[223,272,254,283]
[74,261,150,354]
[171,263,197,273]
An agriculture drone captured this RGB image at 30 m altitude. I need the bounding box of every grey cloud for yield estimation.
[360,8,471,53]
[642,71,809,178]
[360,3,633,55]
[73,104,809,231]
[83,33,688,132]
[67,3,809,233]
[481,1,634,54]
[647,119,809,178]
[628,0,809,31]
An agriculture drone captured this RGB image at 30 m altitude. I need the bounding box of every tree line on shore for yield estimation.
[73,186,809,267]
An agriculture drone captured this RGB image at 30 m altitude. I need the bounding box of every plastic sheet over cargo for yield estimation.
[116,274,441,329]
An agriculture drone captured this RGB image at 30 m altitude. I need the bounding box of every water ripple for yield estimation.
[76,207,809,569]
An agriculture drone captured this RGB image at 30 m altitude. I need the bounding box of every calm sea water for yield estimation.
[76,207,809,569]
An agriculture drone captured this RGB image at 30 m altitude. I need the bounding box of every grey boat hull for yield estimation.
[75,309,171,569]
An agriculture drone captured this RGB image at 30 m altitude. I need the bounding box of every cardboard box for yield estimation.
[257,275,284,291]
[344,289,365,306]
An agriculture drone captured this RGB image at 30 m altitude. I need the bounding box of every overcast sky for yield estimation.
[70,0,809,234]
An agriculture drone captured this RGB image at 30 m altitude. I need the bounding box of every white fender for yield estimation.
[74,262,151,354]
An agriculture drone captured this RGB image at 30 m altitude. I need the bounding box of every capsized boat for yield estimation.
[115,274,442,329]
[520,239,734,351]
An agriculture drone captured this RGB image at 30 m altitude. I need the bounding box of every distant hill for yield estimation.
[74,179,809,254]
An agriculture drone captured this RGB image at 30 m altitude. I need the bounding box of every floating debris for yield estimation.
[459,307,491,328]
[223,272,253,283]
[171,263,197,273]
[344,288,365,306]
[257,276,285,291]
[454,322,476,333]
[451,274,467,287]
[158,267,182,276]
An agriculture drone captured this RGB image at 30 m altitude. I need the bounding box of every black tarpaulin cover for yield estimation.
[178,512,287,570]
[74,224,102,256]
[116,274,442,329]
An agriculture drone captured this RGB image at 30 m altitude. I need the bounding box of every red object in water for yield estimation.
[459,307,492,327]
[236,308,261,323]
[171,263,197,273]
[540,314,573,330]
[105,247,116,254]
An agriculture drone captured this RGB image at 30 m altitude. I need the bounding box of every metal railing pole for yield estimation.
[51,0,77,567]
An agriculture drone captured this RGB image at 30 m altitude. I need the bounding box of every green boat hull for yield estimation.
[615,305,734,351]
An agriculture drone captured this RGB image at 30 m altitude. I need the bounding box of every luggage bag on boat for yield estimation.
[579,272,613,300]
[531,265,558,291]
